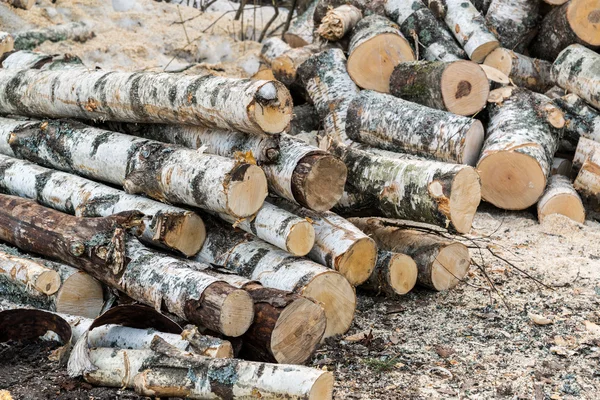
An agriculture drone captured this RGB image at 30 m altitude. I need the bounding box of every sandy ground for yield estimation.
[1,1,599,399]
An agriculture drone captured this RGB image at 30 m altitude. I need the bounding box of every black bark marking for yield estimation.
[129,73,149,119]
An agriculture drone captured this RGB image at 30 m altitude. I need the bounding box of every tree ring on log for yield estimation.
[431,242,470,291]
[539,193,586,223]
[568,0,600,46]
[55,271,104,318]
[308,372,334,400]
[441,61,489,116]
[449,167,481,234]
[226,164,268,217]
[336,237,377,286]
[219,288,255,337]
[294,154,348,212]
[251,81,293,134]
[161,212,206,257]
[285,220,316,257]
[388,253,418,295]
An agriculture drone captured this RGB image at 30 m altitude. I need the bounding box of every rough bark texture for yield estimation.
[346,90,484,165]
[0,69,292,135]
[284,0,318,47]
[102,121,280,165]
[552,45,600,111]
[530,0,600,61]
[439,0,500,62]
[317,4,363,41]
[13,22,94,50]
[288,104,320,136]
[485,0,540,53]
[385,0,467,62]
[359,249,417,296]
[313,0,386,23]
[271,45,320,87]
[260,37,292,64]
[0,118,266,218]
[0,32,14,55]
[483,48,553,93]
[298,48,360,143]
[333,144,481,233]
[0,50,84,70]
[537,174,586,223]
[0,154,206,256]
[477,88,563,209]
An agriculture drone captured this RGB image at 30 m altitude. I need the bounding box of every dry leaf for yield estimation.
[529,313,553,325]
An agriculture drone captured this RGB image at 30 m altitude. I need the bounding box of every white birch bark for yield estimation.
[537,174,586,223]
[483,48,553,93]
[485,0,540,53]
[219,201,315,257]
[317,5,362,41]
[346,90,485,165]
[1,50,84,70]
[440,0,500,62]
[0,250,60,295]
[271,45,319,87]
[0,32,14,55]
[0,118,267,218]
[284,0,319,47]
[0,69,292,135]
[574,149,600,201]
[260,37,292,64]
[13,21,95,50]
[552,44,600,110]
[555,94,600,143]
[573,137,600,171]
[0,154,206,256]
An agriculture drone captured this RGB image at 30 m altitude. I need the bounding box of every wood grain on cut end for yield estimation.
[162,212,206,257]
[55,271,104,318]
[302,271,356,338]
[461,120,485,167]
[36,270,61,295]
[483,48,512,76]
[286,219,316,257]
[441,61,489,116]
[270,297,327,364]
[226,163,268,218]
[388,253,418,295]
[219,288,255,337]
[297,154,348,212]
[469,40,500,64]
[310,372,334,400]
[337,237,378,286]
[539,193,586,223]
[568,0,600,45]
[449,167,481,234]
[252,81,293,134]
[431,242,470,291]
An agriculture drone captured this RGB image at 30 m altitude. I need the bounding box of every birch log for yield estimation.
[0,32,14,55]
[385,0,467,62]
[102,122,280,164]
[261,133,347,211]
[196,218,356,338]
[284,0,318,47]
[297,48,360,142]
[317,5,362,41]
[552,45,600,110]
[360,250,418,296]
[390,60,489,116]
[0,69,292,135]
[537,175,586,223]
[0,155,206,256]
[347,15,415,93]
[573,138,600,172]
[350,218,471,291]
[271,45,320,87]
[13,22,95,51]
[574,149,600,201]
[439,0,500,62]
[477,88,564,209]
[0,250,60,295]
[551,157,572,176]
[0,118,267,218]
[485,0,540,53]
[260,37,292,64]
[483,48,553,93]
[530,0,600,61]
[219,201,315,257]
[334,145,481,233]
[289,104,320,136]
[346,91,485,166]
[1,50,84,70]
[269,198,377,286]
[545,93,600,148]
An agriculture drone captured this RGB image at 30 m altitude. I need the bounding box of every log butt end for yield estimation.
[302,271,356,338]
[219,288,255,337]
[478,152,546,210]
[227,164,268,218]
[36,270,61,296]
[568,0,600,46]
[163,212,206,257]
[348,33,415,92]
[388,253,418,295]
[296,154,348,212]
[430,243,470,291]
[449,167,481,233]
[252,81,293,134]
[461,120,485,166]
[286,220,316,257]
[441,61,490,116]
[337,237,378,286]
[468,40,500,64]
[538,193,586,224]
[483,48,512,76]
[55,272,104,318]
[310,371,334,400]
[270,297,327,365]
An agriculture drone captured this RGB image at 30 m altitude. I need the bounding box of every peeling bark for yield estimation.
[485,0,540,53]
[537,174,585,223]
[552,44,600,111]
[13,22,95,50]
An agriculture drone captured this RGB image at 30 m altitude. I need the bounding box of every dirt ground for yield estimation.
[1,1,599,399]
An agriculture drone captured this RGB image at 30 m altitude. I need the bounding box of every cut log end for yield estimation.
[55,271,104,318]
[337,237,378,286]
[163,212,206,257]
[227,164,268,218]
[270,297,327,365]
[302,271,356,338]
[568,0,600,46]
[538,193,586,224]
[347,33,415,92]
[36,270,61,295]
[298,154,348,212]
[310,372,334,400]
[253,81,293,134]
[441,61,490,116]
[286,219,316,257]
[388,254,418,295]
[449,167,481,234]
[478,152,546,210]
[219,288,255,337]
[462,120,485,166]
[431,242,470,291]
[469,40,500,64]
[483,48,512,76]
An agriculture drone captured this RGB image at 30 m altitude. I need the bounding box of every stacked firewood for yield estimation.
[0,0,599,398]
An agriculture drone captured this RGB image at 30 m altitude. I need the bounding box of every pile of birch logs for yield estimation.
[0,0,599,397]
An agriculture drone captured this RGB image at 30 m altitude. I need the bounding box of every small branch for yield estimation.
[235,0,248,20]
[259,0,279,42]
[281,0,298,39]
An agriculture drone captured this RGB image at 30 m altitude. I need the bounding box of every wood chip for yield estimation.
[529,313,553,325]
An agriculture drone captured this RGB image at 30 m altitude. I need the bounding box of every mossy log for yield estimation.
[0,154,206,257]
[485,0,540,53]
[346,90,485,165]
[1,50,84,70]
[484,48,553,93]
[477,88,564,209]
[529,0,600,61]
[552,44,600,110]
[359,250,418,296]
[317,4,363,41]
[347,15,415,93]
[537,175,586,223]
[0,68,292,135]
[385,0,467,62]
[0,118,267,218]
[284,0,319,47]
[349,218,471,291]
[13,22,94,50]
